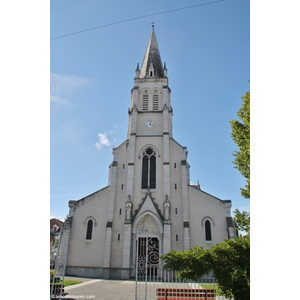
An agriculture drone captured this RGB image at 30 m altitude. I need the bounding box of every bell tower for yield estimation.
[126,25,175,210]
[120,26,176,278]
[127,25,173,140]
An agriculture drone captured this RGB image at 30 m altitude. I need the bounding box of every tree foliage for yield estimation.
[161,207,251,300]
[233,208,250,237]
[230,90,250,198]
[161,236,250,300]
[161,88,251,300]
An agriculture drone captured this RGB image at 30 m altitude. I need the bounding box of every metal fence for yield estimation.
[136,266,219,300]
[134,234,224,300]
[50,217,72,300]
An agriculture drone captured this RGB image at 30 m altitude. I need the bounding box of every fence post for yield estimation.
[135,233,138,300]
[145,233,148,299]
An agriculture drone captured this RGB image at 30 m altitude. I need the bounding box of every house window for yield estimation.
[141,147,156,189]
[142,90,149,110]
[153,90,159,110]
[205,220,212,241]
[176,234,179,242]
[86,219,93,240]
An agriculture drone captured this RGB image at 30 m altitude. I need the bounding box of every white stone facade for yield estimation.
[65,27,236,279]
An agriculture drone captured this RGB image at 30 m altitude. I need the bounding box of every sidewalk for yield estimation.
[61,276,227,300]
[62,277,136,300]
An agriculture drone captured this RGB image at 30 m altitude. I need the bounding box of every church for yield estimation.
[65,26,237,279]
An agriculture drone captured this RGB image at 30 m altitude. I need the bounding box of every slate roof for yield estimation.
[139,26,164,78]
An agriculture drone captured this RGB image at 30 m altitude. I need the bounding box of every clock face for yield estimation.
[145,120,155,128]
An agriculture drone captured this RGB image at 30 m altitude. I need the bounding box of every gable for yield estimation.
[133,193,163,222]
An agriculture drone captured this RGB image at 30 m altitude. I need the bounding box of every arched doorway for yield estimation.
[133,214,162,278]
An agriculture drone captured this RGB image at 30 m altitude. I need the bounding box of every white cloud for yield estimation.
[50,72,90,105]
[95,126,125,150]
[95,133,112,149]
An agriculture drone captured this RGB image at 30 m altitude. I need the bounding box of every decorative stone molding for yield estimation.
[125,195,133,221]
[137,215,160,235]
[68,201,77,217]
[201,216,215,227]
[83,216,97,226]
[163,194,171,221]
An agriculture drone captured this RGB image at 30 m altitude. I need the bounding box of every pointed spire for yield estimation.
[135,62,140,78]
[139,26,164,78]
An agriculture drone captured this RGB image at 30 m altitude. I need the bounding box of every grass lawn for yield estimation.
[51,280,82,287]
[64,280,83,287]
[200,284,222,296]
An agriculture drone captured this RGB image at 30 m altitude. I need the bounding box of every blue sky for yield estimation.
[50,0,250,221]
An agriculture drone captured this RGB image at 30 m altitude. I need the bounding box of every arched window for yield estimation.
[141,147,156,189]
[205,220,212,241]
[149,63,154,77]
[153,90,159,110]
[86,219,93,240]
[142,90,149,111]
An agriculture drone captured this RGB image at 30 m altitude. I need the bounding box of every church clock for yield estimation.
[145,120,155,128]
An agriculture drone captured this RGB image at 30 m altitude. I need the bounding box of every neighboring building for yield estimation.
[50,218,64,261]
[65,26,237,279]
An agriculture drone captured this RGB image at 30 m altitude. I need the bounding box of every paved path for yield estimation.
[61,276,228,300]
[62,277,136,300]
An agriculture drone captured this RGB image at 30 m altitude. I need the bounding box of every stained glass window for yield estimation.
[86,219,93,240]
[141,147,156,189]
[205,220,212,241]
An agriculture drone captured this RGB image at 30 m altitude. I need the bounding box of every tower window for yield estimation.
[153,90,159,110]
[121,184,123,190]
[86,219,93,240]
[175,183,177,190]
[205,220,212,241]
[175,208,178,215]
[149,63,154,77]
[176,234,179,242]
[141,147,156,189]
[118,234,120,241]
[142,90,149,110]
[174,162,177,168]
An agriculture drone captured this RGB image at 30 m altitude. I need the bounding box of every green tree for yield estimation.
[161,89,251,300]
[230,90,250,199]
[233,208,250,237]
[161,236,250,300]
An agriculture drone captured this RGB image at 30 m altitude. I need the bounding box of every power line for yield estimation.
[51,0,226,41]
